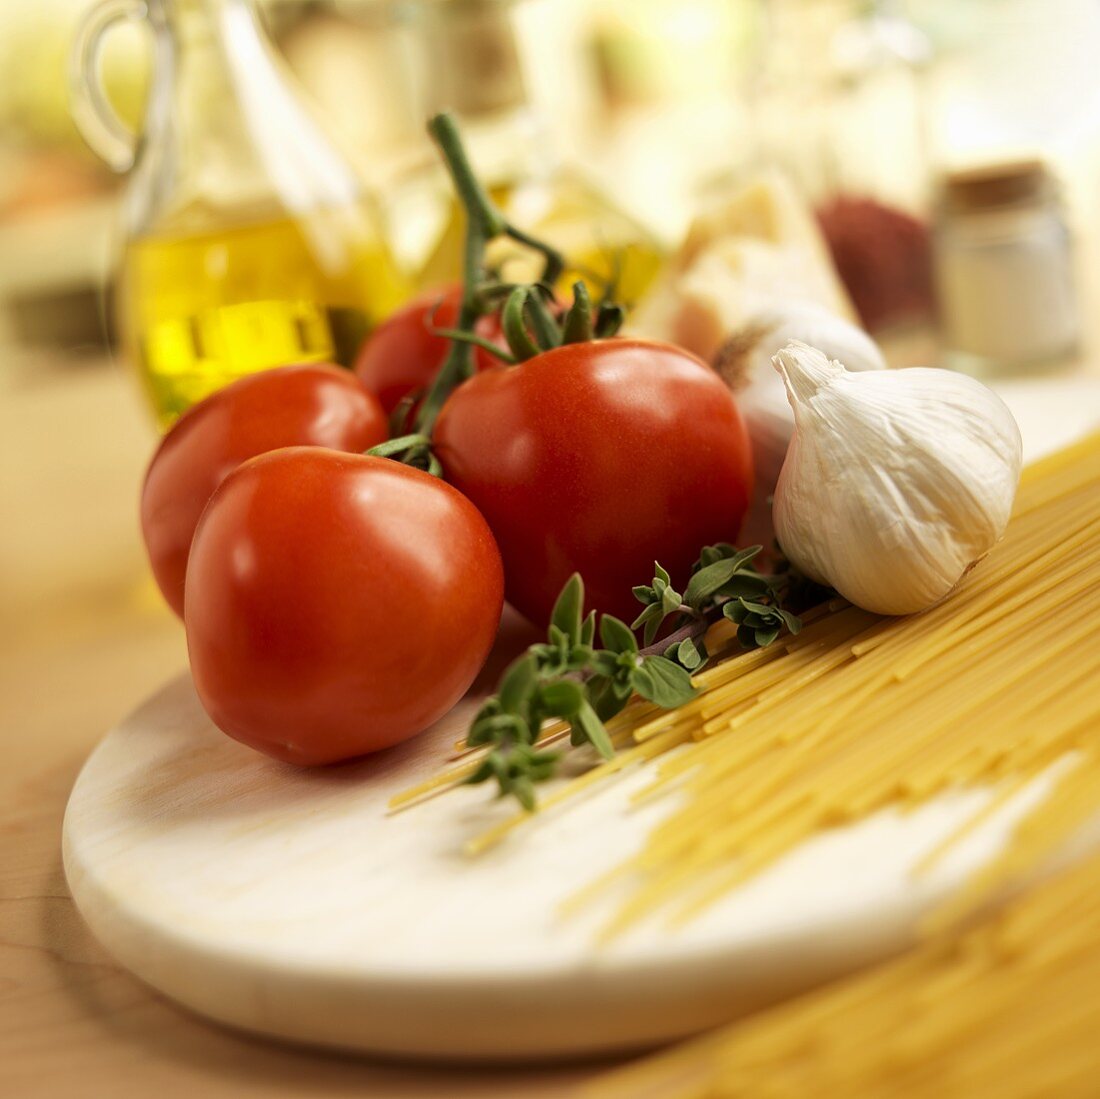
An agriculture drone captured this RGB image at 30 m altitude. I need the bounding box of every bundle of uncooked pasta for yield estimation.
[592,835,1100,1098]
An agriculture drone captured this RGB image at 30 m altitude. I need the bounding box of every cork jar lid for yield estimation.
[941,160,1055,214]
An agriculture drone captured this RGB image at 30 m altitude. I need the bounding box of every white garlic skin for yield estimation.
[716,304,886,546]
[772,341,1023,616]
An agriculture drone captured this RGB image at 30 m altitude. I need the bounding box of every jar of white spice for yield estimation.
[933,160,1078,375]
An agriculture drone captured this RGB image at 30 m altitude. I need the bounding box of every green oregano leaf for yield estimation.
[511,776,536,812]
[586,675,633,722]
[642,611,664,647]
[538,679,585,718]
[591,651,621,678]
[498,653,537,714]
[779,608,803,634]
[695,543,729,569]
[527,750,562,781]
[660,583,683,616]
[631,601,667,646]
[468,711,530,747]
[738,597,775,617]
[550,573,584,645]
[669,636,704,671]
[573,700,615,760]
[683,547,763,608]
[718,574,774,599]
[599,614,638,655]
[463,756,497,785]
[631,655,698,708]
[567,644,596,672]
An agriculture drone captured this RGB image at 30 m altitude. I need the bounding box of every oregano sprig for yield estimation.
[631,543,803,675]
[464,574,696,809]
[464,546,805,810]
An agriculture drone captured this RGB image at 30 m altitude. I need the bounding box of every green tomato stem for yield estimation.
[413,113,568,435]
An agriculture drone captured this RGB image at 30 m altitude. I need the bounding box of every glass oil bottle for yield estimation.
[71,0,411,428]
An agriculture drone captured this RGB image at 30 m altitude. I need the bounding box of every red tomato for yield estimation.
[141,364,387,618]
[185,448,504,765]
[433,339,754,626]
[353,285,505,414]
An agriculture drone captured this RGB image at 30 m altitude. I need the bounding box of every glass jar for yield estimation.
[70,0,411,429]
[749,0,936,333]
[933,160,1078,375]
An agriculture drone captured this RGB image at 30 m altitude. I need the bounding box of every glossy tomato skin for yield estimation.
[185,448,504,765]
[141,364,388,618]
[433,339,754,627]
[353,285,504,414]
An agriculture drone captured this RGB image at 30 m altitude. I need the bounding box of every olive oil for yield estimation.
[118,208,410,428]
[72,0,415,429]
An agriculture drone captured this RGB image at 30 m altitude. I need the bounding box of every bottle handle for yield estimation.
[69,0,148,173]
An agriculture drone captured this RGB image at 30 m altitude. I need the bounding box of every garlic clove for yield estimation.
[772,341,1023,616]
[712,304,887,548]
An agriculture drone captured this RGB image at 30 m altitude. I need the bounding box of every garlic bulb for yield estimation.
[772,341,1023,616]
[713,303,887,546]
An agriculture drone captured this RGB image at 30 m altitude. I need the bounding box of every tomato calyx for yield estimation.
[464,545,810,810]
[497,280,626,364]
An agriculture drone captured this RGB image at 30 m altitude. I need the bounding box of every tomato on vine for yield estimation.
[141,364,388,617]
[185,448,504,765]
[353,285,506,418]
[434,338,753,626]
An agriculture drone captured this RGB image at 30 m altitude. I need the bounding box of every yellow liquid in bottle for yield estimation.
[118,207,411,429]
[418,174,665,307]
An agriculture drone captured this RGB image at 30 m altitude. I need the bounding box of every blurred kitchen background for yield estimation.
[4,0,1100,761]
[6,0,1100,357]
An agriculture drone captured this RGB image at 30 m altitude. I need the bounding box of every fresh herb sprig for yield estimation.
[634,543,802,673]
[465,546,803,809]
[464,574,696,810]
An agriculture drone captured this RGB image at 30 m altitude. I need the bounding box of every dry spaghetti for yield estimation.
[396,433,1100,937]
[590,832,1100,1099]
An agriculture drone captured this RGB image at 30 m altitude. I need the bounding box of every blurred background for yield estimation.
[4,0,1100,764]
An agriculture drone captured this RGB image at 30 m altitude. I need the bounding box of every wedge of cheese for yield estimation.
[629,171,855,362]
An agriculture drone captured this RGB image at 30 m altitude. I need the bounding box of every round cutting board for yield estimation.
[63,382,1100,1060]
[61,667,1079,1061]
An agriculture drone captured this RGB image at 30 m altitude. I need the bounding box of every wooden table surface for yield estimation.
[0,356,598,1098]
